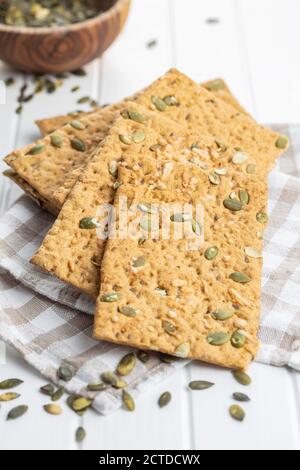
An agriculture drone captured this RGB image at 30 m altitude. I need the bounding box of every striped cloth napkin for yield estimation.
[0,124,300,415]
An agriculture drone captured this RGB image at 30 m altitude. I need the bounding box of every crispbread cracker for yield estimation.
[36,79,243,136]
[32,103,269,302]
[93,111,267,369]
[5,70,286,214]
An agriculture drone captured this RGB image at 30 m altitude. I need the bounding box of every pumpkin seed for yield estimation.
[208,172,221,185]
[137,351,150,363]
[244,247,262,258]
[40,384,55,396]
[211,310,233,321]
[275,136,289,149]
[77,96,90,104]
[26,144,45,155]
[151,95,167,111]
[79,216,100,229]
[7,405,28,420]
[109,160,118,177]
[206,79,225,91]
[57,365,74,382]
[16,105,23,114]
[118,305,139,317]
[76,427,86,443]
[246,163,256,174]
[72,69,87,76]
[51,387,65,402]
[170,213,192,222]
[189,381,214,390]
[175,342,190,358]
[122,390,135,411]
[87,382,108,392]
[71,86,80,93]
[158,391,172,407]
[229,404,245,422]
[204,246,218,260]
[71,138,86,152]
[132,256,146,268]
[70,120,85,130]
[147,39,158,48]
[101,371,119,387]
[256,211,268,224]
[138,203,157,214]
[101,292,120,303]
[117,353,136,376]
[72,397,93,412]
[0,378,23,390]
[128,111,147,123]
[5,77,14,87]
[114,379,127,389]
[0,392,20,402]
[160,353,175,364]
[223,198,243,211]
[231,330,246,348]
[192,219,202,235]
[229,272,251,283]
[119,134,132,145]
[233,392,250,402]
[140,215,159,232]
[44,404,62,416]
[232,151,248,164]
[50,134,63,148]
[133,130,145,143]
[232,370,251,386]
[162,320,176,336]
[207,332,230,346]
[239,189,249,205]
[215,140,227,152]
[163,95,179,106]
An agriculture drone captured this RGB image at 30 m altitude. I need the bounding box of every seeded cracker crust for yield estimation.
[5,70,286,214]
[32,103,269,302]
[92,110,267,369]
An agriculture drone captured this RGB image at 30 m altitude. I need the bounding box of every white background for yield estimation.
[0,0,300,450]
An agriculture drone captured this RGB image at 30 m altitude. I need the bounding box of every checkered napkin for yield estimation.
[0,124,300,415]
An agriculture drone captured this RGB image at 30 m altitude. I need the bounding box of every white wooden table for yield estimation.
[0,0,300,450]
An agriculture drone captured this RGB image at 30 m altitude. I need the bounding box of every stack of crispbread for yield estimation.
[3,69,289,370]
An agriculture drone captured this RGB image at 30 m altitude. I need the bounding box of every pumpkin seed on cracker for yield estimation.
[79,217,100,229]
[100,292,120,302]
[151,95,167,112]
[118,305,139,317]
[223,198,243,211]
[50,134,63,148]
[211,310,233,321]
[207,332,230,346]
[229,272,251,283]
[71,137,86,152]
[231,330,246,348]
[256,211,268,224]
[26,144,45,155]
[204,246,218,260]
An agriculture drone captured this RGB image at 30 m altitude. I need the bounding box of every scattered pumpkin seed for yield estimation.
[244,247,262,258]
[239,189,249,205]
[7,405,28,421]
[26,144,45,155]
[118,305,139,317]
[246,163,256,174]
[229,272,251,283]
[76,427,86,443]
[57,365,74,382]
[163,95,179,106]
[233,392,250,402]
[160,353,175,364]
[275,136,289,149]
[232,370,251,386]
[5,77,14,87]
[71,137,86,152]
[151,95,167,112]
[16,105,23,114]
[132,256,146,268]
[158,391,172,408]
[128,110,147,123]
[51,387,65,402]
[72,397,93,412]
[119,134,132,145]
[77,96,90,104]
[72,69,87,77]
[147,39,158,48]
[211,310,233,321]
[40,384,55,396]
[137,351,150,363]
[223,198,243,211]
[175,342,190,358]
[208,172,221,185]
[170,213,192,222]
[162,320,176,336]
[215,140,227,152]
[50,134,63,148]
[101,292,120,303]
[117,353,136,376]
[101,372,119,387]
[133,130,145,143]
[122,390,135,411]
[232,151,248,164]
[206,79,225,91]
[231,330,246,348]
[0,392,20,402]
[207,332,230,346]
[256,211,268,224]
[79,216,99,229]
[71,86,80,93]
[189,381,214,390]
[204,246,218,260]
[70,120,85,130]
[229,404,245,422]
[87,382,108,392]
[44,404,62,416]
[0,378,23,390]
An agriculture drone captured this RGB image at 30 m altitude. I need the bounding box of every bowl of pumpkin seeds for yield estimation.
[0,0,131,73]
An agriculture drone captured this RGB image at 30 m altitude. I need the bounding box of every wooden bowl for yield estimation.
[0,0,131,74]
